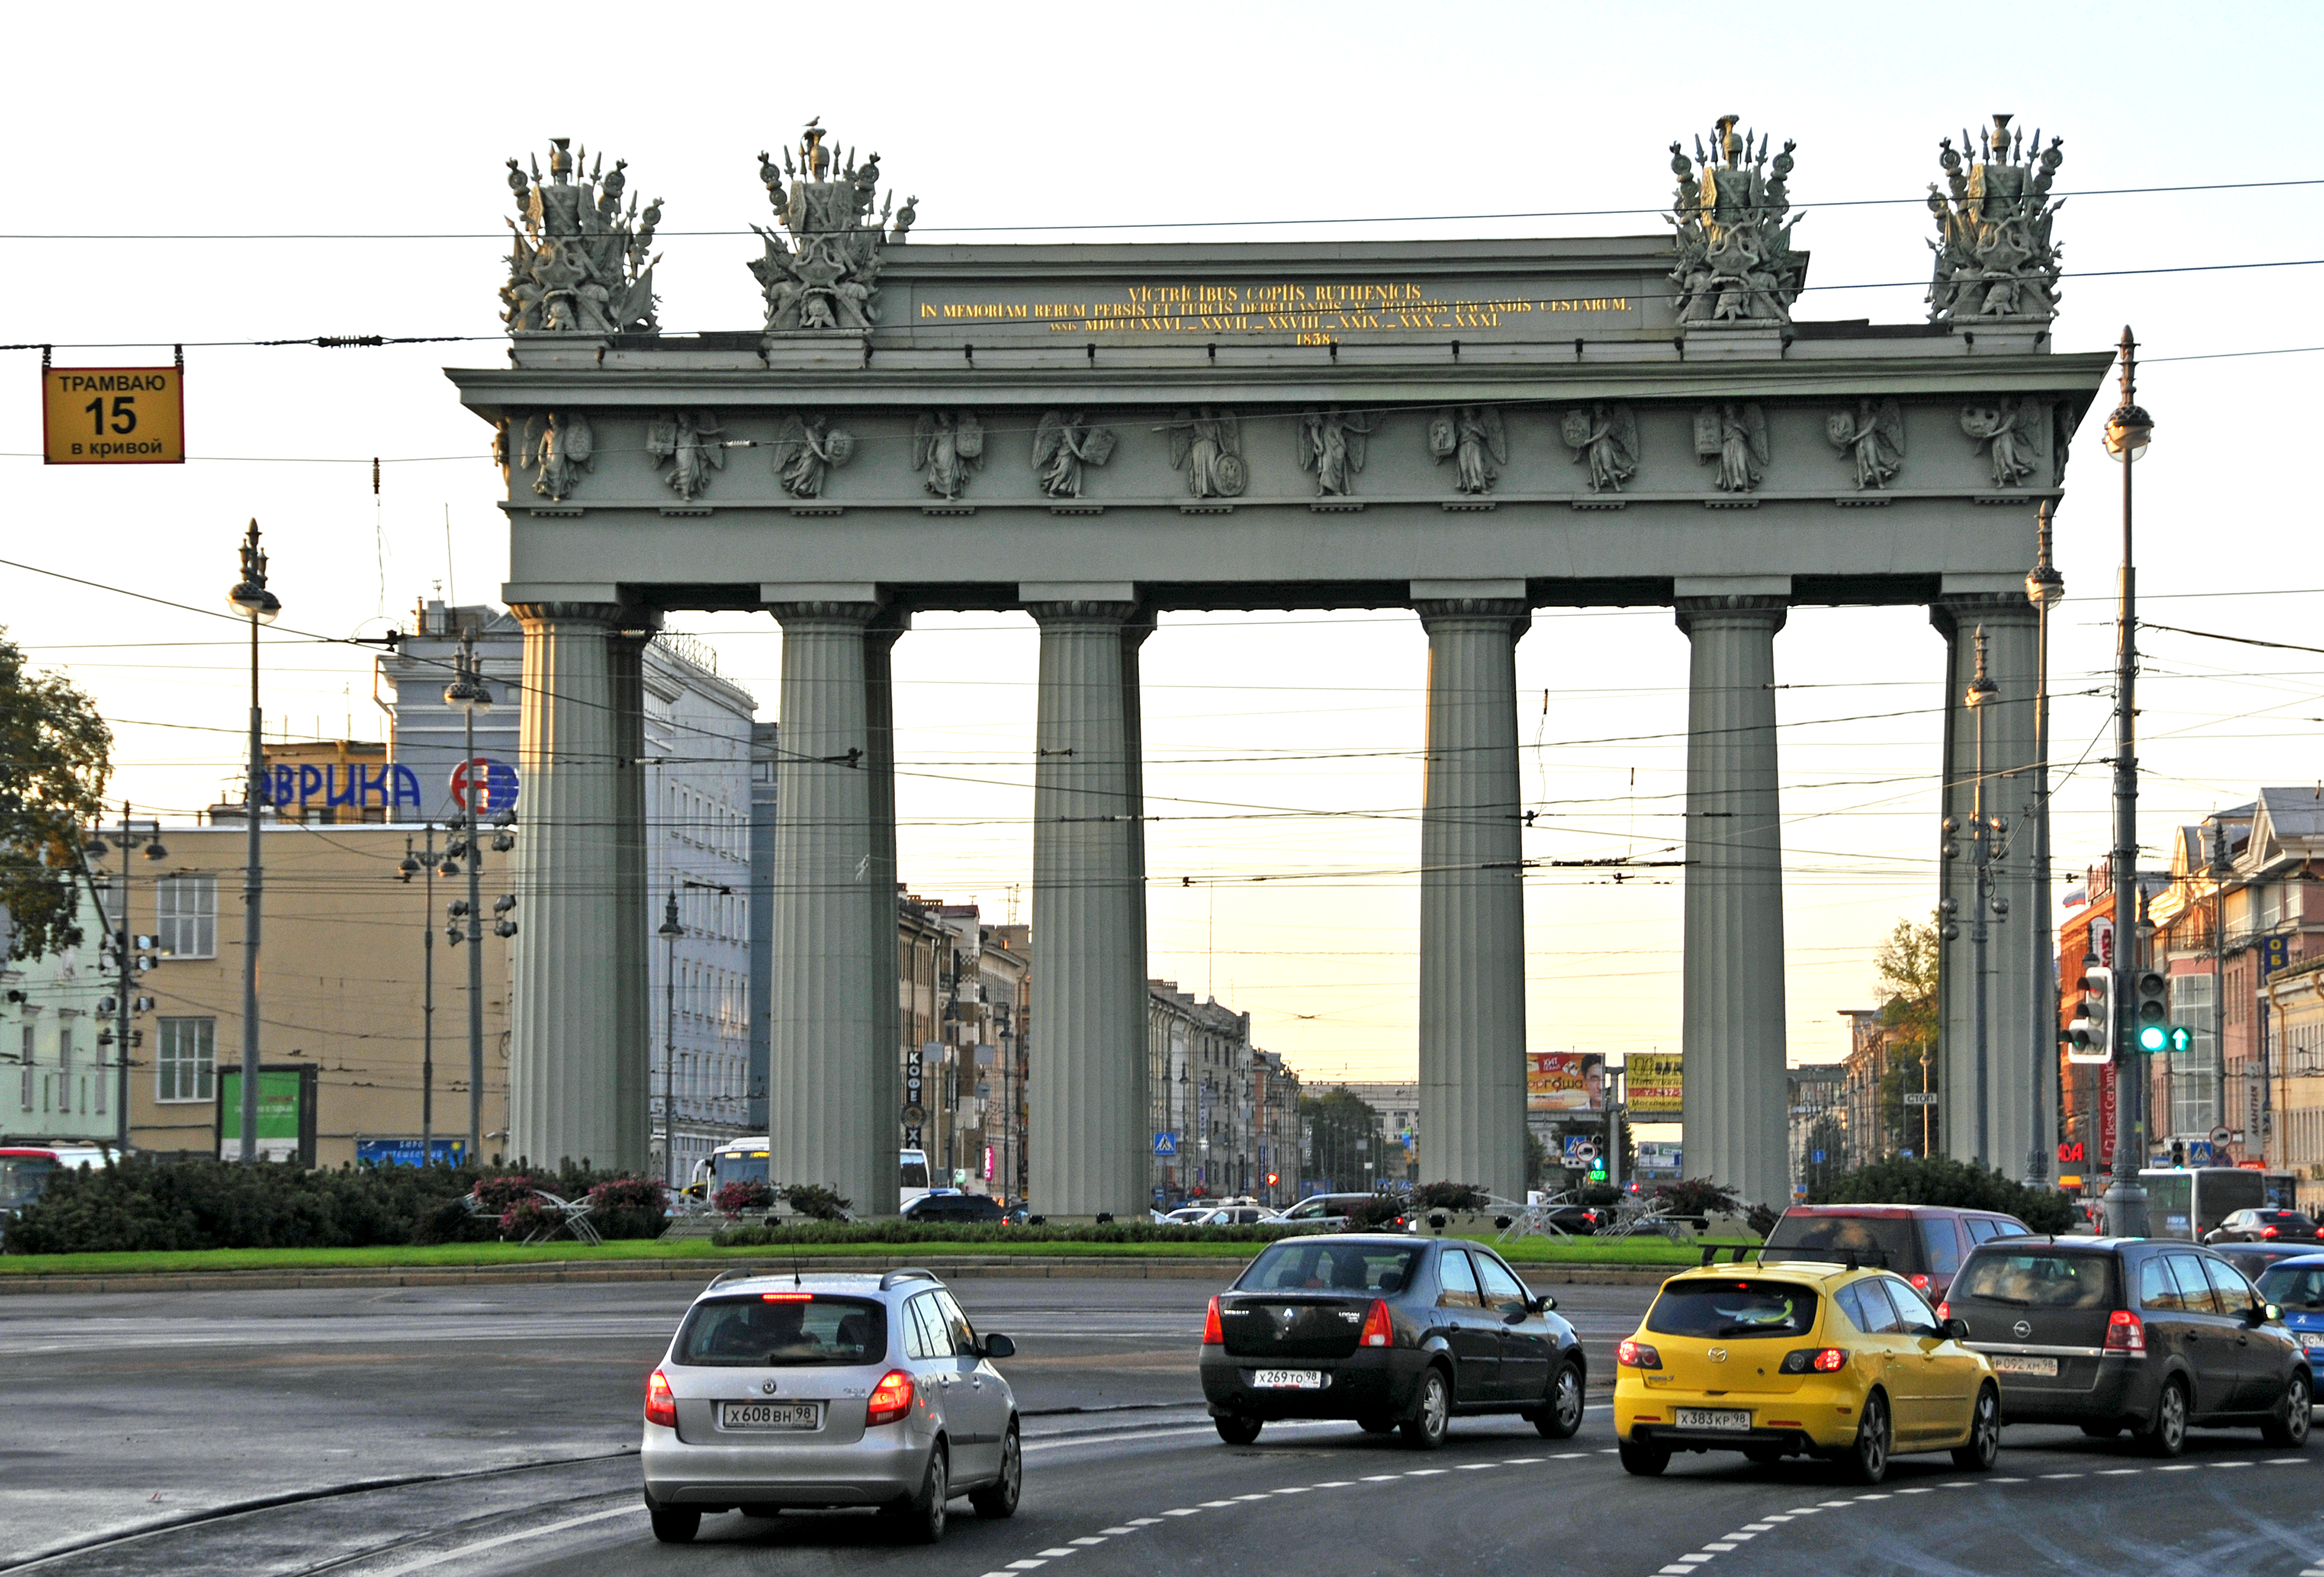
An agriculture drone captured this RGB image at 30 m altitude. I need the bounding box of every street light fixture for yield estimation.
[442,633,494,1163]
[396,825,440,1164]
[2024,501,2065,1187]
[2101,326,2155,1238]
[660,890,684,1189]
[226,520,275,1165]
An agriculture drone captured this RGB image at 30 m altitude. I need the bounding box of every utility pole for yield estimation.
[226,522,280,1164]
[2026,501,2064,1187]
[2101,327,2155,1237]
[661,889,682,1188]
[442,631,494,1163]
[397,824,440,1162]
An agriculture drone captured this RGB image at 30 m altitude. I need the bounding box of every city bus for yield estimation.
[2140,1166,2269,1241]
[690,1136,932,1213]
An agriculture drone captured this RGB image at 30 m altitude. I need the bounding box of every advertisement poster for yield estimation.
[216,1065,318,1167]
[1526,1051,1604,1113]
[1626,1052,1684,1116]
[1635,1141,1683,1176]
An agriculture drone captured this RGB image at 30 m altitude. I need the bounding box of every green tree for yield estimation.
[0,629,111,960]
[1808,1154,2074,1234]
[1301,1088,1387,1192]
[1872,916,1941,1159]
[1801,1113,1846,1196]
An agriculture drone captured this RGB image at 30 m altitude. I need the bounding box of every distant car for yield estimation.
[2207,1241,2321,1282]
[1761,1204,2033,1303]
[2254,1253,2324,1392]
[2204,1208,2320,1245]
[1947,1235,2309,1456]
[1177,1205,1280,1228]
[1275,1192,1402,1231]
[901,1192,1006,1226]
[1160,1206,1212,1225]
[640,1267,1020,1544]
[1200,1233,1584,1449]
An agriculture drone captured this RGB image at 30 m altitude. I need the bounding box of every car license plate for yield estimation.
[719,1401,820,1430]
[1674,1408,1750,1431]
[1252,1369,1326,1389]
[2302,1337,2324,1353]
[1990,1355,2059,1377]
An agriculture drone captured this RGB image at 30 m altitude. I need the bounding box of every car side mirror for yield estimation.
[979,1332,1015,1359]
[1943,1316,1969,1340]
[2265,1303,2284,1323]
[1530,1294,1555,1314]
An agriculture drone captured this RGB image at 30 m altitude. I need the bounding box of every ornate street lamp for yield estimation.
[2101,327,2155,1237]
[226,521,278,1164]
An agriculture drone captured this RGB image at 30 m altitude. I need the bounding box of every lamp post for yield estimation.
[2101,325,2155,1238]
[2025,501,2065,1187]
[2208,822,2233,1158]
[442,635,494,1163]
[660,890,683,1188]
[226,522,280,1164]
[396,824,438,1164]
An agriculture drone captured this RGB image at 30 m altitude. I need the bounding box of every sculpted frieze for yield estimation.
[501,140,660,335]
[1960,399,2051,489]
[1695,403,1768,493]
[1429,407,1506,494]
[648,411,726,501]
[913,411,984,499]
[1561,404,1638,493]
[751,121,904,332]
[771,413,858,498]
[1297,408,1377,497]
[498,412,596,501]
[1826,399,1906,490]
[1163,408,1247,498]
[1928,115,2065,324]
[1668,116,1805,327]
[1032,412,1117,498]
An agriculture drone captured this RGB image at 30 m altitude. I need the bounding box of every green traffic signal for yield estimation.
[2136,1024,2170,1053]
[2167,1026,2193,1053]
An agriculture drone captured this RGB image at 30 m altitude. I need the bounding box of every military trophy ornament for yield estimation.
[1667,115,1806,328]
[1927,115,2066,324]
[752,120,907,333]
[501,139,661,335]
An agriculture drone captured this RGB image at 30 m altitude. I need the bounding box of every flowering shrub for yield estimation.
[499,1195,555,1239]
[587,1176,669,1240]
[472,1174,540,1216]
[714,1180,775,1216]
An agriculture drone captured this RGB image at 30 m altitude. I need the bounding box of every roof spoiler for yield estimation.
[880,1267,940,1291]
[1699,1246,1763,1267]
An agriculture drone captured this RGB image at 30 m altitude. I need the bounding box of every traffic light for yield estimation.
[2065,955,2111,1064]
[2170,1139,2187,1166]
[2167,1026,2193,1053]
[2133,969,2170,1054]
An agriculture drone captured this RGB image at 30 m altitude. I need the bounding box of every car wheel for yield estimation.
[970,1421,1023,1517]
[1357,1413,1397,1435]
[1618,1438,1669,1476]
[1842,1391,1890,1485]
[2136,1377,2188,1458]
[649,1505,700,1545]
[1401,1367,1451,1450]
[1536,1360,1584,1440]
[1214,1414,1263,1445]
[2262,1369,2313,1449]
[889,1444,948,1543]
[1951,1384,2001,1470]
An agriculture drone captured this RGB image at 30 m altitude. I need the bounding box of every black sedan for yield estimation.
[2204,1208,2320,1246]
[1199,1233,1584,1450]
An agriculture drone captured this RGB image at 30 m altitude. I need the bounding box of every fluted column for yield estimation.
[508,603,625,1169]
[1932,598,2042,1172]
[1416,591,1529,1204]
[767,598,889,1216]
[864,611,907,1213]
[1678,595,1789,1208]
[1029,596,1148,1219]
[607,622,658,1173]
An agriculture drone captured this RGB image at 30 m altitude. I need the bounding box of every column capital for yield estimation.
[1027,599,1142,624]
[507,600,634,629]
[1929,593,2038,641]
[1414,598,1529,638]
[768,599,884,625]
[1675,594,1787,636]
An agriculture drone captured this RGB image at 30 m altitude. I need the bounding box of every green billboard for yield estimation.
[215,1064,318,1166]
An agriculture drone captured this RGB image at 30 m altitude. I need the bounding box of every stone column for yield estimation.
[1027,590,1149,1220]
[1415,584,1529,1205]
[864,611,908,1207]
[766,595,890,1217]
[1677,592,1789,1209]
[1932,597,2042,1173]
[606,622,659,1174]
[507,603,625,1169]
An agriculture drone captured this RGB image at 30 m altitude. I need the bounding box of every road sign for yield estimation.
[1561,1136,1598,1170]
[2187,1141,2215,1165]
[2211,1125,2232,1148]
[1903,1092,1938,1106]
[1810,1149,1826,1164]
[449,757,520,814]
[43,365,185,464]
[1153,1131,1178,1157]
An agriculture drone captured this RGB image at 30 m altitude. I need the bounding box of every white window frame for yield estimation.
[157,874,218,960]
[157,1016,217,1103]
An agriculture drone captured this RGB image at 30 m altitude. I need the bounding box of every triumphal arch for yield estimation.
[453,118,2107,1214]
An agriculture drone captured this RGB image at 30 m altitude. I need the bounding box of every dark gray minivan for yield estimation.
[1946,1236,2311,1455]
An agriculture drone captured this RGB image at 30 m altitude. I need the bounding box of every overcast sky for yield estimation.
[6,2,2320,1092]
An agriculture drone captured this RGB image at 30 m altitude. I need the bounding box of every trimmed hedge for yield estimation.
[1807,1155,2076,1234]
[711,1220,1303,1248]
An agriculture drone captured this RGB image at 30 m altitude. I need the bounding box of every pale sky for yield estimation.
[5,2,2320,1092]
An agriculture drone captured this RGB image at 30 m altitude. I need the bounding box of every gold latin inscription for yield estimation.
[915,281,1629,340]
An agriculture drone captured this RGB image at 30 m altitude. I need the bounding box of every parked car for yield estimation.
[2204,1208,2321,1246]
[1199,1234,1584,1449]
[641,1268,1020,1544]
[900,1192,1006,1226]
[1760,1204,2032,1303]
[1945,1236,2309,1456]
[1613,1260,1999,1483]
[2253,1253,2324,1392]
[1176,1205,1281,1228]
[1274,1192,1402,1231]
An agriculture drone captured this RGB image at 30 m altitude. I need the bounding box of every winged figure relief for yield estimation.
[647,410,726,501]
[1429,405,1507,495]
[1825,398,1906,490]
[1031,411,1118,499]
[1559,403,1638,493]
[518,411,595,501]
[770,412,858,499]
[914,410,985,499]
[1297,408,1378,497]
[1695,402,1768,493]
[1157,407,1245,498]
[1959,400,2048,489]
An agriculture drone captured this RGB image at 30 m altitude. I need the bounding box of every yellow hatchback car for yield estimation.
[1614,1259,2001,1484]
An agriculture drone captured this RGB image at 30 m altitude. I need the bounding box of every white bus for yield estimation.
[2140,1166,2269,1241]
[693,1137,932,1213]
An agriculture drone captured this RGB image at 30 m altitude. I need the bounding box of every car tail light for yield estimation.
[2105,1310,2147,1354]
[1936,1300,1951,1323]
[2263,1226,2281,1240]
[645,1369,677,1428]
[1616,1338,1661,1369]
[1779,1347,1849,1375]
[1360,1299,1393,1348]
[760,1291,811,1302]
[1204,1296,1224,1345]
[866,1369,915,1427]
[1909,1274,1933,1293]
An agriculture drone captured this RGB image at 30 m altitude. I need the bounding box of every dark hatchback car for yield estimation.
[900,1192,1006,1226]
[2205,1208,2321,1246]
[1199,1234,1584,1450]
[1762,1205,2031,1303]
[1947,1236,2311,1454]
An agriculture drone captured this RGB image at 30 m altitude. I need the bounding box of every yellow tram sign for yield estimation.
[42,365,185,464]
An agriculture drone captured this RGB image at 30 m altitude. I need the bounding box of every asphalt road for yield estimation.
[7,1276,2324,1577]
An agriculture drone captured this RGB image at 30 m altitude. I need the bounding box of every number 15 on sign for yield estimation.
[42,365,185,464]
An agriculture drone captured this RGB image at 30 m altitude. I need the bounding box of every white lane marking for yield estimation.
[1272,1486,1311,1494]
[1006,1563,1049,1571]
[1895,1487,1934,1495]
[1313,1481,1353,1488]
[1199,1498,1238,1506]
[1502,1457,1545,1464]
[1456,1463,1495,1470]
[1100,1525,1137,1533]
[1989,1476,2028,1483]
[1405,1468,1448,1477]
[2212,1462,2255,1470]
[361,1503,641,1577]
[2039,1473,2084,1480]
[2268,1458,2313,1465]
[1231,1494,1271,1502]
[1070,1537,1109,1546]
[1161,1508,1201,1516]
[1704,1542,1737,1551]
[1361,1474,1401,1482]
[1035,1548,1078,1557]
[2157,1465,2200,1472]
[1725,1531,1758,1540]
[2097,1468,2142,1476]
[1127,1517,1164,1525]
[1552,1452,1589,1459]
[1854,1493,1890,1501]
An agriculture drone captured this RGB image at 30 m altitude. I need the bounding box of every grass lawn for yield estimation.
[0,1230,1757,1279]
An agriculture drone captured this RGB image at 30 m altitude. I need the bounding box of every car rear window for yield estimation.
[673,1294,888,1367]
[1953,1249,2115,1308]
[1239,1240,1423,1294]
[2257,1264,2324,1311]
[1646,1279,1819,1339]
[1762,1212,1922,1272]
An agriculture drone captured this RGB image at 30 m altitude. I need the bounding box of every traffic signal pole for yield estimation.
[2100,328,2152,1238]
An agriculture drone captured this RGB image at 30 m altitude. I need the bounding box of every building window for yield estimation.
[157,1017,217,1103]
[157,875,218,959]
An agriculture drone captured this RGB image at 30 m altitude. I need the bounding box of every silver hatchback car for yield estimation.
[641,1267,1021,1543]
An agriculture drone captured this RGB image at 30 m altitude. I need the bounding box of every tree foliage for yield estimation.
[1807,1154,2075,1234]
[0,628,112,960]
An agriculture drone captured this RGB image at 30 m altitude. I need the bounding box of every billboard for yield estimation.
[216,1064,319,1166]
[355,1137,468,1168]
[1635,1141,1683,1175]
[1626,1052,1684,1116]
[1526,1052,1604,1113]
